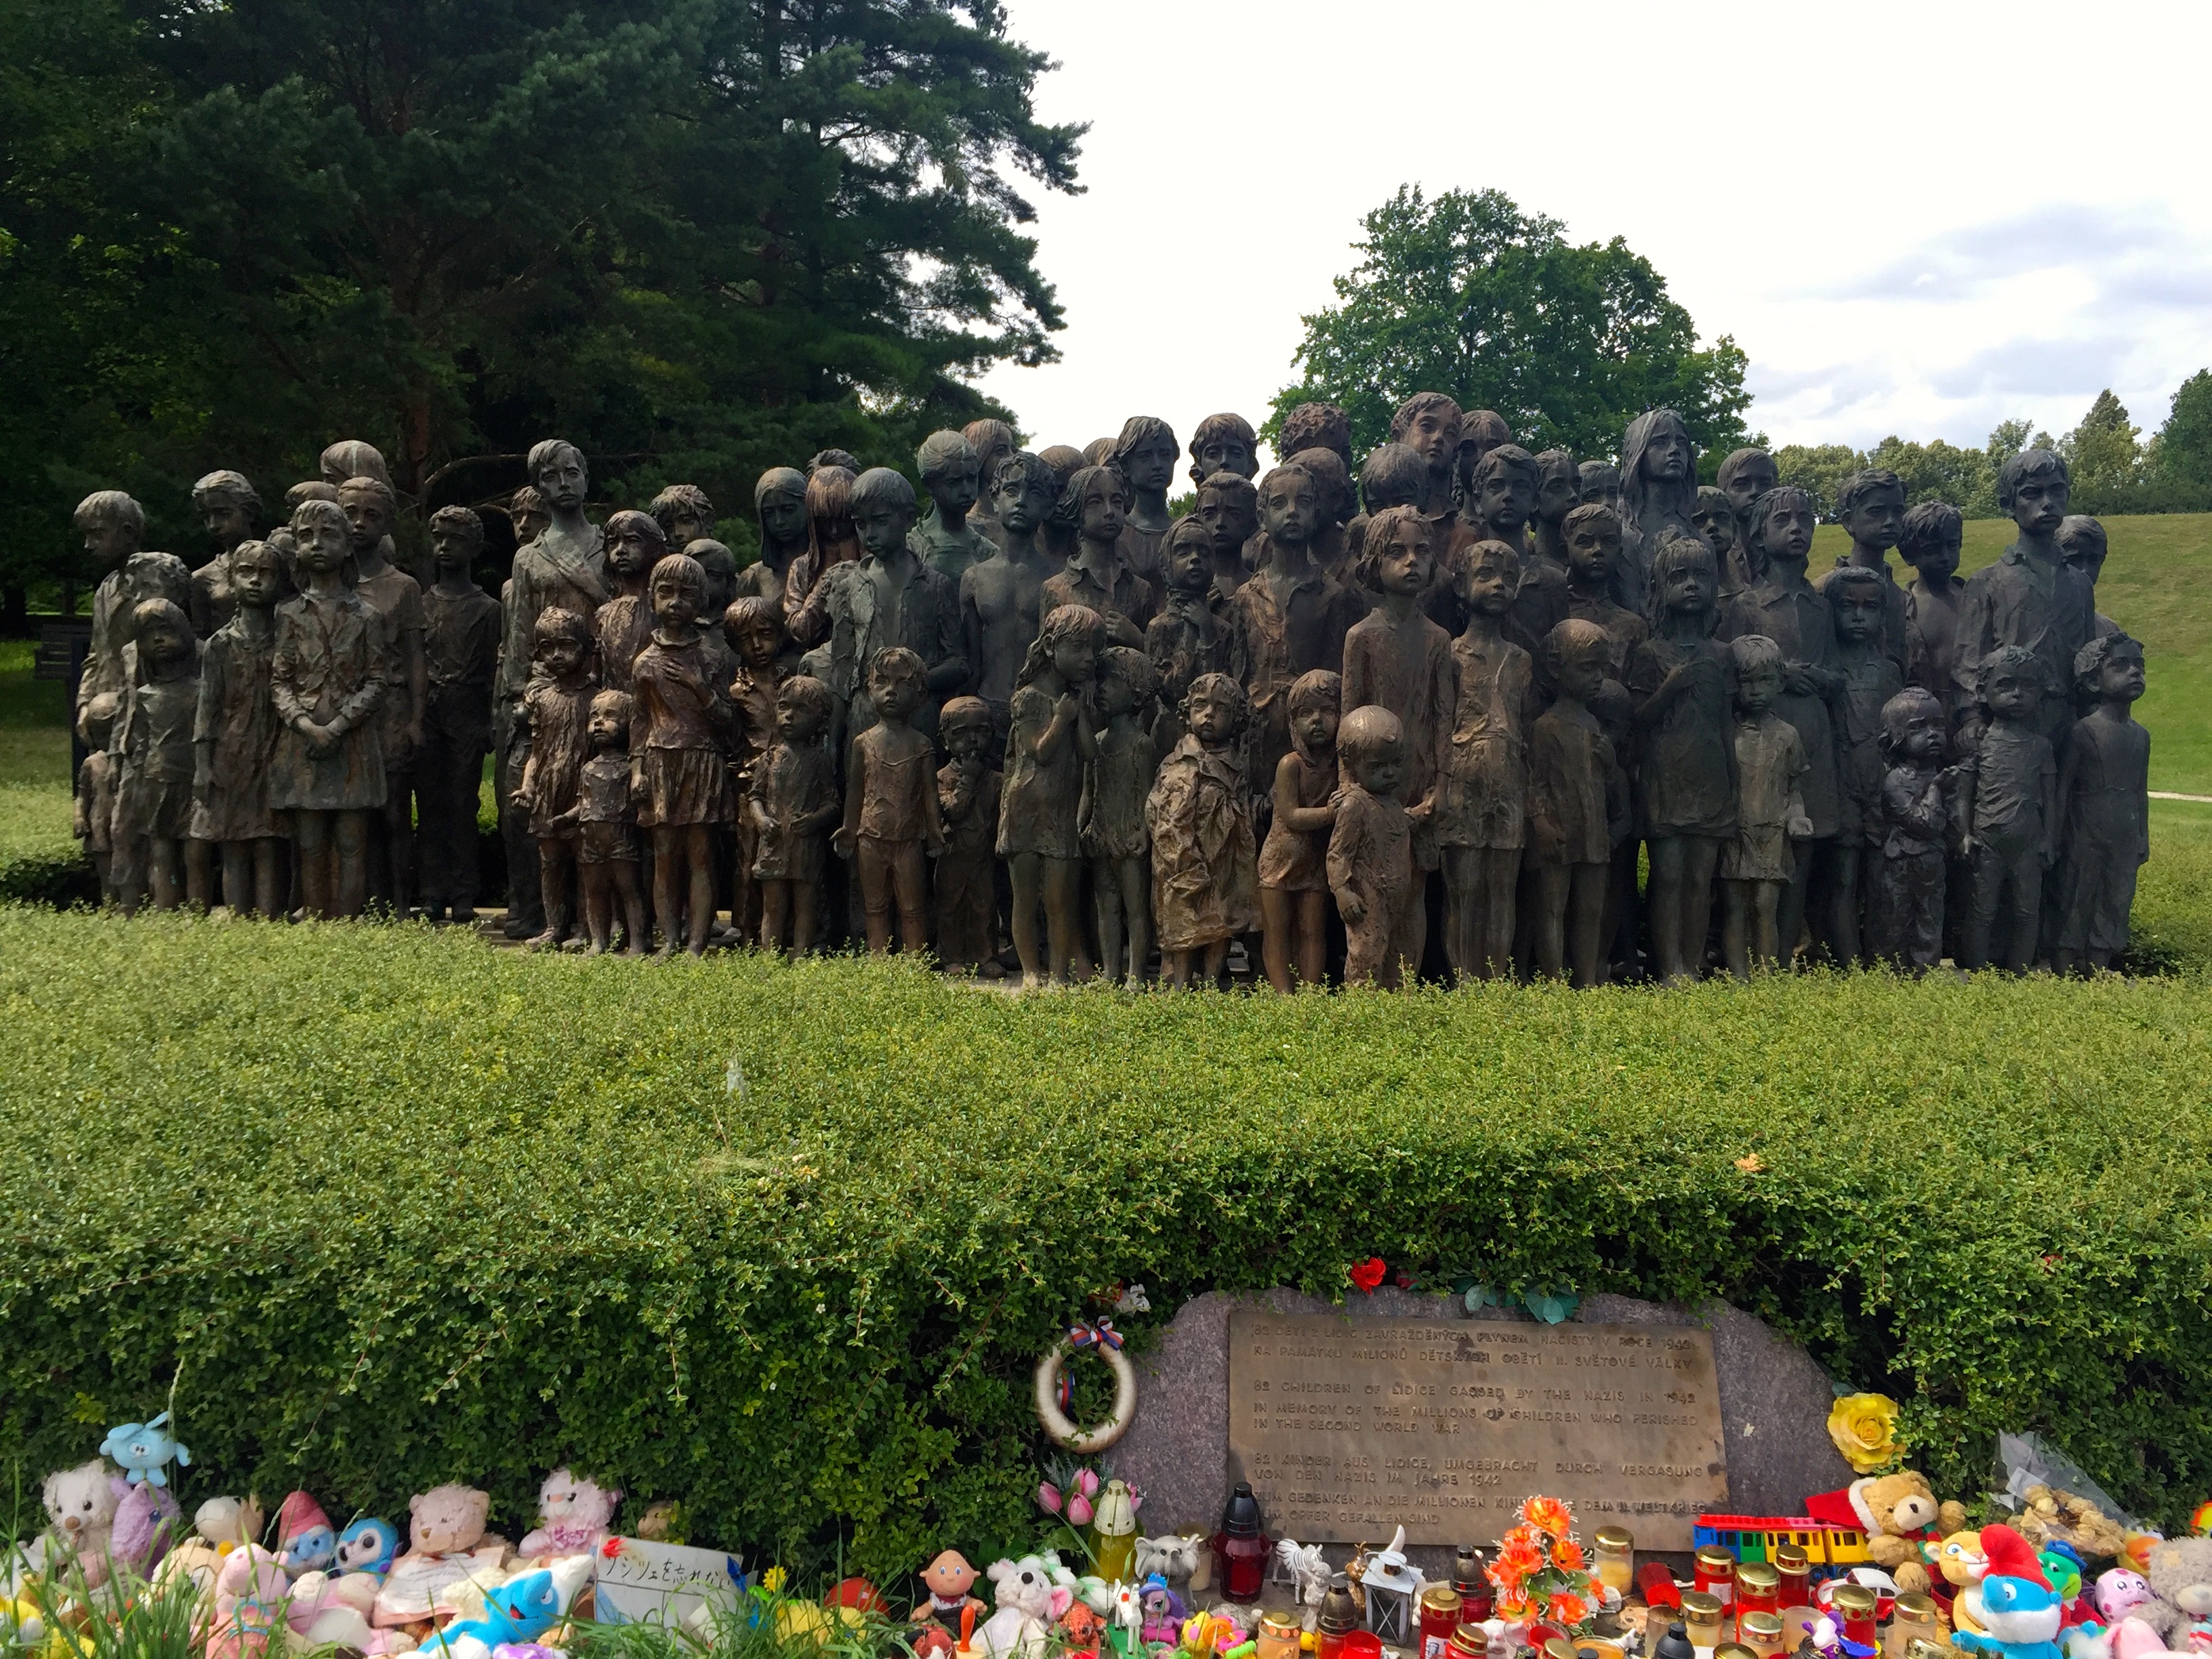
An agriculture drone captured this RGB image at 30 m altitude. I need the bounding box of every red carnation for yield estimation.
[1349,1257,1387,1292]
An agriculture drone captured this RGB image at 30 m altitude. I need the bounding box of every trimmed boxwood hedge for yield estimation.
[1,907,2209,1578]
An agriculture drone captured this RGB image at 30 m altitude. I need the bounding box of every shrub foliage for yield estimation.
[3,911,2211,1574]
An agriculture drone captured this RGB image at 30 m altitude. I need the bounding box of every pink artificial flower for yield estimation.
[1076,1468,1101,1500]
[1038,1483,1063,1515]
[1068,1493,1094,1528]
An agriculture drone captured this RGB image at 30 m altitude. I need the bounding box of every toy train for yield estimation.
[1694,1515,1872,1572]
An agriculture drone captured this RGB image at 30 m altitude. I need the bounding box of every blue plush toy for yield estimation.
[1955,1576,2066,1659]
[333,1517,401,1578]
[99,1412,191,1488]
[415,1557,592,1659]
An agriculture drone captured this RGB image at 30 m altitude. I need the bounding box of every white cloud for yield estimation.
[974,0,2212,464]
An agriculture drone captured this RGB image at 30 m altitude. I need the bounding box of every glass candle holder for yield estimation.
[1593,1529,1635,1599]
[1681,1591,1725,1653]
[1738,1612,1784,1659]
[1693,1551,1737,1609]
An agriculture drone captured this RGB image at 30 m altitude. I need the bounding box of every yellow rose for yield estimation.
[1828,1393,1902,1472]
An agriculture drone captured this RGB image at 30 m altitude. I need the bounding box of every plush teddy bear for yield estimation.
[1807,1471,1968,1595]
[979,1555,1075,1658]
[518,1469,621,1560]
[2137,1537,2212,1652]
[40,1460,124,1589]
[208,1544,291,1659]
[372,1483,504,1628]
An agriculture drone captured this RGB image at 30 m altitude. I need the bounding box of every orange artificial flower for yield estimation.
[1547,1592,1590,1629]
[1522,1495,1575,1539]
[1552,1538,1587,1572]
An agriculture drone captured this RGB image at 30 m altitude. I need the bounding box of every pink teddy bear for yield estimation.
[518,1468,621,1559]
[207,1545,289,1659]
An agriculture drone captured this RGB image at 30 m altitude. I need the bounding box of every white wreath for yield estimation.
[1033,1336,1137,1452]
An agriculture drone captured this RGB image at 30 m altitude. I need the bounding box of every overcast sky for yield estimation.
[973,0,2212,468]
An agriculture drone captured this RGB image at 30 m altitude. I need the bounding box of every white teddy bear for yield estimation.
[41,1461,123,1589]
[979,1555,1076,1658]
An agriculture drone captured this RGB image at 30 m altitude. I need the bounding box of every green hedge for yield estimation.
[2,909,2211,1580]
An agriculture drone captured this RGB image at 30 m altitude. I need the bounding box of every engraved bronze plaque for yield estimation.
[1227,1312,1728,1549]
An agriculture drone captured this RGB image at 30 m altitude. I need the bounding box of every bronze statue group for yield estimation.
[70,396,2151,987]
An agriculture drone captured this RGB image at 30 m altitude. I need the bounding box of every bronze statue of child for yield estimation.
[1042,464,1153,648]
[1692,485,1751,599]
[1866,687,1952,973]
[594,509,668,696]
[337,472,427,914]
[737,468,810,611]
[418,506,502,924]
[1819,468,1911,674]
[554,689,648,955]
[1000,603,1103,988]
[2052,632,2150,975]
[1715,448,1778,570]
[1831,562,1907,965]
[1343,443,1425,605]
[512,607,600,949]
[630,551,733,956]
[1288,446,1358,586]
[1577,459,1622,515]
[1195,469,1261,601]
[750,674,840,956]
[723,594,787,944]
[1435,535,1532,983]
[1530,449,1579,571]
[1958,644,2057,972]
[834,646,945,955]
[933,695,1002,977]
[1147,671,1260,990]
[963,449,1059,730]
[1627,529,1736,983]
[188,469,263,638]
[1328,704,1418,989]
[270,497,388,919]
[1900,499,1967,727]
[191,538,287,917]
[911,430,991,583]
[1147,516,1233,763]
[1719,634,1813,979]
[1083,645,1161,987]
[1186,411,1258,492]
[1110,415,1179,582]
[1528,621,1626,987]
[110,598,203,914]
[1258,668,1342,994]
[2057,514,2121,642]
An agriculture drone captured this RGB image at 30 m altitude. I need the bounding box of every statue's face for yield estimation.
[853,498,913,560]
[1192,432,1254,482]
[1400,405,1460,476]
[340,490,392,556]
[996,471,1055,537]
[230,548,282,607]
[294,514,348,575]
[1196,486,1256,554]
[1477,467,1535,532]
[1118,432,1177,495]
[1689,497,1737,554]
[1843,484,1906,553]
[1535,462,1578,527]
[1374,524,1433,596]
[535,449,588,513]
[1659,550,1711,616]
[512,498,550,543]
[204,502,255,550]
[1759,498,1816,564]
[81,518,134,572]
[1465,550,1513,617]
[2009,468,2068,535]
[1639,425,1691,485]
[1723,456,1776,516]
[432,527,481,575]
[760,489,808,548]
[1078,476,1128,543]
[927,457,981,520]
[1567,520,1619,586]
[140,611,191,665]
[1261,473,1318,545]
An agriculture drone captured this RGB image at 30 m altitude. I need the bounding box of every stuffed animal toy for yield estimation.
[917,1549,985,1628]
[335,1517,401,1578]
[286,1568,409,1656]
[40,1460,123,1589]
[2138,1538,2212,1652]
[979,1555,1074,1658]
[1954,1528,2064,1659]
[518,1469,620,1560]
[209,1544,290,1659]
[98,1414,190,1489]
[373,1484,501,1627]
[277,1492,337,1576]
[1059,1600,1106,1658]
[1135,1534,1208,1594]
[112,1477,181,1574]
[2096,1572,2156,1625]
[415,1557,594,1659]
[197,1496,268,1552]
[1807,1472,1968,1596]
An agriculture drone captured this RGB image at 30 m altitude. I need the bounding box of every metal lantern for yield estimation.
[1361,1527,1424,1647]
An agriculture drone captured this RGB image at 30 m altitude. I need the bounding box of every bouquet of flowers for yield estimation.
[1486,1495,1601,1635]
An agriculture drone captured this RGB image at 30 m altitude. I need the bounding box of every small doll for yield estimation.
[1433,533,1532,982]
[1719,634,1813,979]
[110,596,204,914]
[1830,562,1907,965]
[551,689,648,956]
[933,697,1002,975]
[724,594,788,943]
[834,647,945,955]
[270,497,388,919]
[1145,516,1231,764]
[1328,705,1417,988]
[750,674,840,956]
[1959,645,2057,972]
[192,539,287,917]
[1257,668,1340,993]
[630,552,735,956]
[1146,671,1260,990]
[1139,1576,1188,1647]
[1082,645,1160,987]
[1626,529,1736,984]
[2052,632,2150,976]
[512,607,599,949]
[1528,621,1626,988]
[1867,687,1953,973]
[1000,603,1104,988]
[917,1550,987,1631]
[593,510,668,695]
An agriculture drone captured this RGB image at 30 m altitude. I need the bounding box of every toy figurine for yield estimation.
[1628,529,1736,983]
[1329,705,1418,989]
[1959,646,2058,972]
[1528,621,1626,988]
[594,509,668,696]
[1147,517,1233,762]
[1148,672,1260,990]
[737,468,811,611]
[1000,604,1104,988]
[1830,564,1908,963]
[1436,535,1533,981]
[512,607,599,949]
[1186,411,1258,493]
[1195,470,1261,600]
[1719,635,1813,979]
[1954,1530,2064,1659]
[632,553,735,956]
[1043,465,1153,649]
[278,1490,337,1574]
[2052,633,2149,976]
[1258,669,1341,994]
[556,691,647,956]
[271,498,388,920]
[1140,1577,1189,1647]
[518,1468,620,1559]
[1111,415,1179,582]
[965,451,1060,727]
[834,647,946,956]
[910,431,992,583]
[1083,647,1160,987]
[417,507,501,924]
[751,676,840,958]
[919,1551,988,1631]
[934,697,1002,976]
[335,1516,401,1578]
[1866,689,1953,972]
